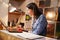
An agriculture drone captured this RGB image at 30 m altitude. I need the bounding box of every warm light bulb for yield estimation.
[46,12,56,19]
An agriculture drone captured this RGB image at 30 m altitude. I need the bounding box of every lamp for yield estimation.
[46,11,56,20]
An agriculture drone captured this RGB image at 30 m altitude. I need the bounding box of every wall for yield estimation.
[35,0,58,8]
[51,0,58,7]
[0,0,9,26]
[19,0,59,12]
[19,0,34,13]
[19,0,35,30]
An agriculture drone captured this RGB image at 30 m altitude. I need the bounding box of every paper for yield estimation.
[17,32,44,39]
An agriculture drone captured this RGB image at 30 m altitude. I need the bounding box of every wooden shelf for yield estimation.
[15,0,25,2]
[9,12,21,15]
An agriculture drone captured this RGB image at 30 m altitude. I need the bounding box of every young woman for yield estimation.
[26,3,47,36]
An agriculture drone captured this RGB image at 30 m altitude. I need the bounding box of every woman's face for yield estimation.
[27,9,34,16]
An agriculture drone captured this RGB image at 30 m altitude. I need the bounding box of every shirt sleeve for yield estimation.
[32,15,47,35]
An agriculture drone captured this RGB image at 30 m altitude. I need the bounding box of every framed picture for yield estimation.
[39,0,51,7]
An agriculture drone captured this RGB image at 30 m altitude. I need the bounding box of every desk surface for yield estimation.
[0,30,57,40]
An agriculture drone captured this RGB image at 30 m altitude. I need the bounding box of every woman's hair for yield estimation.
[26,3,42,19]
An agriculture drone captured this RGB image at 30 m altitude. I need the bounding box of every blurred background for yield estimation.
[0,0,60,39]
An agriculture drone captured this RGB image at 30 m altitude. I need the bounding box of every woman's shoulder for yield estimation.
[40,14,45,17]
[38,14,47,22]
[39,14,45,19]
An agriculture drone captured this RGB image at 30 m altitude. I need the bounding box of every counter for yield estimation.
[0,30,57,40]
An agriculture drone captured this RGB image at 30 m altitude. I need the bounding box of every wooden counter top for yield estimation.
[0,30,57,40]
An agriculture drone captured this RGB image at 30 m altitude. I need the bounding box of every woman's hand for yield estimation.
[7,25,23,33]
[7,27,12,31]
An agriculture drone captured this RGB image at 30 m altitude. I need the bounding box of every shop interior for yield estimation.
[0,0,60,40]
